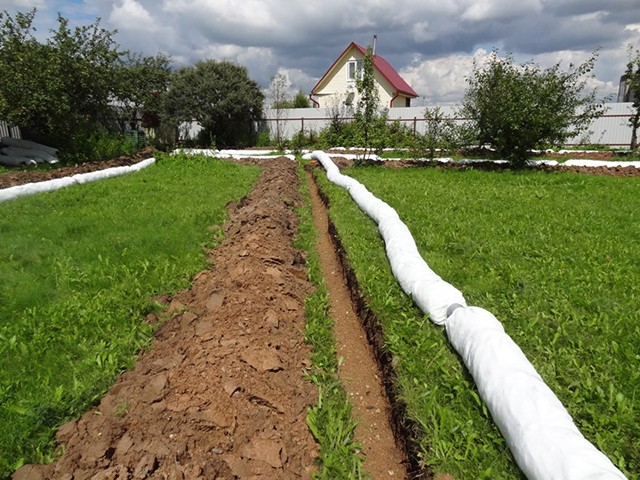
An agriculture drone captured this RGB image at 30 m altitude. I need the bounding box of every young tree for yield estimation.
[355,45,380,153]
[291,90,311,108]
[163,59,264,147]
[624,45,640,150]
[267,72,290,149]
[462,50,604,165]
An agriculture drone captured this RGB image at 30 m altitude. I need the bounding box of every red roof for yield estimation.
[311,42,418,98]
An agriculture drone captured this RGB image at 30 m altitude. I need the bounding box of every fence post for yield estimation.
[413,117,417,136]
[301,117,304,135]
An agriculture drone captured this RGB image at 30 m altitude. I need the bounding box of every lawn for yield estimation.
[316,165,639,479]
[0,153,261,476]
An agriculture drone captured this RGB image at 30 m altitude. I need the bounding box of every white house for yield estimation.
[310,42,418,109]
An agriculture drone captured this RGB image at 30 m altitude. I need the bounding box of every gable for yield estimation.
[311,42,418,98]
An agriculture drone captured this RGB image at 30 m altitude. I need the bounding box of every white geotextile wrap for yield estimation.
[0,158,155,203]
[447,306,626,480]
[306,150,626,480]
[174,148,296,161]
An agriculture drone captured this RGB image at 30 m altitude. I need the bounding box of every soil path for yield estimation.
[306,171,406,479]
[14,157,318,479]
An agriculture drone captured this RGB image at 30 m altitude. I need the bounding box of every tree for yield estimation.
[354,45,380,153]
[624,45,640,150]
[115,52,172,132]
[0,9,126,149]
[462,50,604,165]
[163,59,264,147]
[267,72,289,148]
[410,107,471,159]
[291,90,311,108]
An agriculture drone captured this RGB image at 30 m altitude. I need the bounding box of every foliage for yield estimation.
[318,166,639,478]
[462,50,605,166]
[0,155,261,477]
[291,90,312,108]
[60,128,137,164]
[354,46,380,155]
[114,52,172,132]
[163,59,264,147]
[317,113,413,151]
[624,45,640,150]
[409,107,473,159]
[0,9,126,151]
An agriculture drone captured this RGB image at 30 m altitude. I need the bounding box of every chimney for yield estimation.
[372,34,378,56]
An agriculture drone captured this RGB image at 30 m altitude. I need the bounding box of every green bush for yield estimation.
[59,128,138,164]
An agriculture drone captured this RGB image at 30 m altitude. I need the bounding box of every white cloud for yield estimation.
[461,0,542,22]
[401,49,494,105]
[109,0,157,32]
[4,0,640,103]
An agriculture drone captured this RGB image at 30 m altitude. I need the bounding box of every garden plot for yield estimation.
[315,159,638,479]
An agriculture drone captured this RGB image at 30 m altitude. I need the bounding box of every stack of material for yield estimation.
[0,137,59,167]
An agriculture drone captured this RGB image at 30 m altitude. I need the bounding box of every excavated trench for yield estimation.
[307,168,431,480]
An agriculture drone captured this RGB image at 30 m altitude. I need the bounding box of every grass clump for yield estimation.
[295,163,365,479]
[316,166,639,479]
[0,153,260,477]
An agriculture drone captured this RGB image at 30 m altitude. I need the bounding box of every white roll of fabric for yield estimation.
[0,158,156,203]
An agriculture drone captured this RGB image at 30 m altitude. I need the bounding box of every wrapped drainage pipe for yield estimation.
[305,150,626,480]
[0,158,156,203]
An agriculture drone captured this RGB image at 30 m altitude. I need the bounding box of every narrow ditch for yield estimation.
[307,169,432,480]
[307,171,434,480]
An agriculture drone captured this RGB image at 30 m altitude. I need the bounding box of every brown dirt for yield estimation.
[13,157,319,479]
[324,152,640,177]
[11,154,412,480]
[307,171,407,479]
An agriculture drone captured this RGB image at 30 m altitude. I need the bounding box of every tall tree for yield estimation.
[624,45,640,150]
[355,45,379,151]
[163,59,264,147]
[462,50,604,165]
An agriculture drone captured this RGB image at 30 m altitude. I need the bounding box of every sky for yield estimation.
[2,0,640,105]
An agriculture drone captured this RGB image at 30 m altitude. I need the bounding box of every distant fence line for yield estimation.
[5,103,636,148]
[261,103,637,147]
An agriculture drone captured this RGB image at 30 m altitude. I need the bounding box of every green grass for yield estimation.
[0,153,260,477]
[316,166,639,479]
[295,163,365,479]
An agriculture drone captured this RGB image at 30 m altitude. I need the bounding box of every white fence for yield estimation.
[262,103,637,147]
[0,121,22,139]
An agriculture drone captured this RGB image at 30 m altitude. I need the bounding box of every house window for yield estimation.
[347,60,363,81]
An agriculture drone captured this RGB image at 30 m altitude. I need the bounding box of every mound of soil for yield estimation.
[13,157,318,479]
